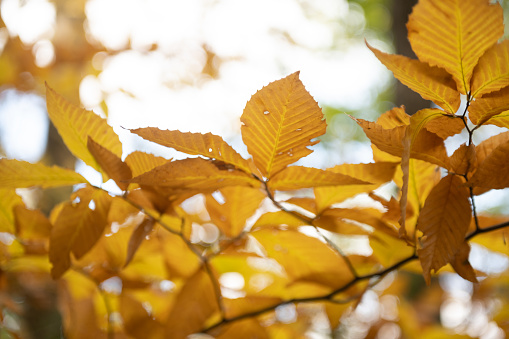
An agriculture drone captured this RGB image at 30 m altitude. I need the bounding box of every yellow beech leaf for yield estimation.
[0,188,24,233]
[417,174,472,284]
[252,211,309,229]
[267,166,369,191]
[314,162,398,212]
[0,159,88,188]
[407,0,503,94]
[470,138,509,189]
[49,186,112,279]
[45,84,123,175]
[205,186,265,237]
[130,128,251,173]
[367,43,460,113]
[160,232,202,278]
[130,157,260,192]
[240,72,326,178]
[251,228,354,290]
[469,86,509,126]
[165,268,220,338]
[87,137,132,190]
[450,242,477,283]
[471,40,509,98]
[124,151,170,177]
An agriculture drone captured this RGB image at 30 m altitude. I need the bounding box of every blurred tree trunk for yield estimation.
[392,0,430,115]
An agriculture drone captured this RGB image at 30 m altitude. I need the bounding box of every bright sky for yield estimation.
[0,0,390,166]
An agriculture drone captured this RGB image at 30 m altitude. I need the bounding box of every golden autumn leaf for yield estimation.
[13,205,51,254]
[45,84,123,175]
[251,228,354,290]
[205,186,265,237]
[314,162,398,212]
[130,128,252,173]
[49,186,112,279]
[470,138,509,189]
[0,188,24,233]
[0,159,88,188]
[367,43,460,113]
[165,268,220,338]
[252,211,309,229]
[87,137,132,190]
[407,0,503,94]
[417,174,472,284]
[130,157,260,192]
[471,40,509,98]
[213,319,269,339]
[240,72,326,178]
[267,166,369,191]
[469,86,509,126]
[124,151,170,177]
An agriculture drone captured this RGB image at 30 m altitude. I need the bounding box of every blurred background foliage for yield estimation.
[1,0,509,338]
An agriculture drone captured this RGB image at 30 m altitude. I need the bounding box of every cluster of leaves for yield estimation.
[2,0,509,337]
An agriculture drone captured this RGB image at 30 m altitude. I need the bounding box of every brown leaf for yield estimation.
[417,175,472,284]
[470,138,509,189]
[124,218,155,267]
[450,242,477,283]
[87,136,132,190]
[450,143,476,176]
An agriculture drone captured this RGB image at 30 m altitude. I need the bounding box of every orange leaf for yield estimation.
[165,268,220,338]
[45,84,122,175]
[49,186,112,278]
[407,0,503,94]
[471,40,509,98]
[450,242,477,283]
[450,144,476,176]
[376,106,410,128]
[130,157,260,192]
[417,174,472,284]
[469,86,509,125]
[0,159,88,188]
[423,115,465,139]
[240,72,326,178]
[475,131,509,165]
[484,111,509,130]
[130,128,251,173]
[367,43,460,113]
[470,138,509,189]
[205,186,265,237]
[87,137,132,190]
[267,166,369,191]
[13,205,51,240]
[124,151,170,177]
